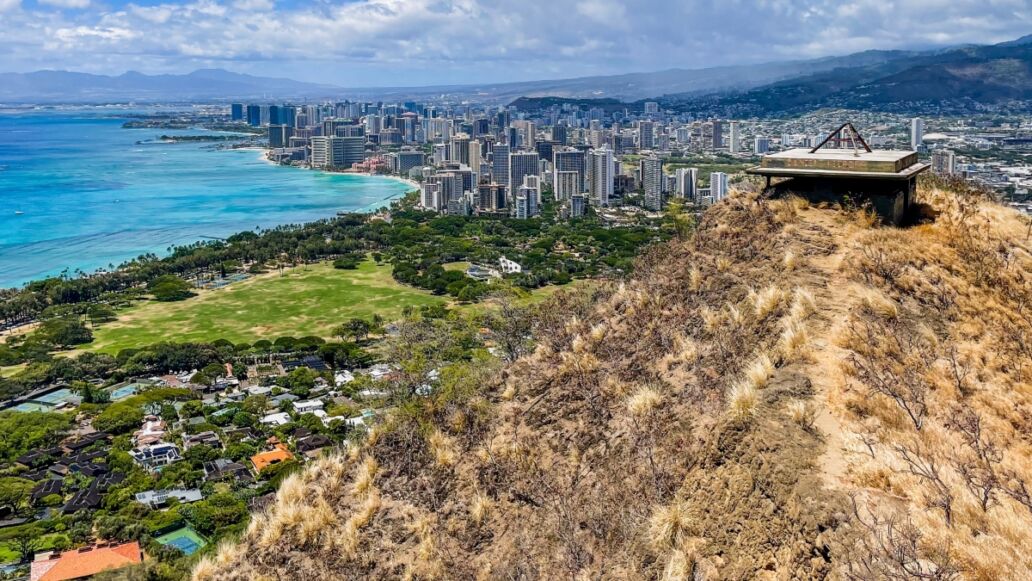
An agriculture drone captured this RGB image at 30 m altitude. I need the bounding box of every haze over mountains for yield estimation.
[1,35,1030,110]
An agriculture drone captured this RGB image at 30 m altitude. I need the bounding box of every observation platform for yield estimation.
[747,124,929,224]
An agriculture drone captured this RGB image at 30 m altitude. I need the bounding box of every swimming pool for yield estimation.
[107,383,143,401]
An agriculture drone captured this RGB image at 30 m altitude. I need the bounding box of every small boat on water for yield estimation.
[14,210,24,215]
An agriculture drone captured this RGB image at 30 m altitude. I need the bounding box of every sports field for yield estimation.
[155,526,207,556]
[86,260,447,353]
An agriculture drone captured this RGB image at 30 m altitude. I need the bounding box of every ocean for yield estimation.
[0,108,411,288]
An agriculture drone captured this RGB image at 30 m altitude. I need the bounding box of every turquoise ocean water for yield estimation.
[0,109,410,288]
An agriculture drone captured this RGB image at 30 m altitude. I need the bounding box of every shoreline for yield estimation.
[0,125,414,289]
[258,145,420,199]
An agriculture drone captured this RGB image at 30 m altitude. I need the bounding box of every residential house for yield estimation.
[250,443,294,473]
[260,412,291,427]
[182,431,222,450]
[296,434,332,459]
[203,459,255,484]
[293,399,325,415]
[134,489,203,509]
[130,442,181,469]
[30,541,143,581]
[132,416,167,447]
[334,370,354,387]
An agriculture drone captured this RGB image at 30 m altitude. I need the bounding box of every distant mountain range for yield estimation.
[1,35,1031,110]
[0,69,339,103]
[655,35,1032,115]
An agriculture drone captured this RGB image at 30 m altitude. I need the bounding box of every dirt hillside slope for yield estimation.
[196,180,1032,580]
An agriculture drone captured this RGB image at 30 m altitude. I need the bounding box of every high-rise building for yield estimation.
[553,148,586,195]
[555,171,580,201]
[712,120,724,149]
[911,118,924,150]
[644,101,660,115]
[268,125,292,148]
[587,147,615,207]
[509,152,540,200]
[639,121,655,150]
[310,136,331,168]
[268,105,284,126]
[396,149,425,176]
[754,137,771,154]
[450,133,471,166]
[514,193,530,219]
[468,140,482,178]
[569,194,586,218]
[492,143,510,191]
[518,184,539,217]
[246,105,262,127]
[310,136,364,168]
[477,183,507,212]
[710,172,729,202]
[552,125,568,145]
[931,149,956,176]
[729,121,740,153]
[675,167,698,200]
[230,103,244,121]
[640,156,664,211]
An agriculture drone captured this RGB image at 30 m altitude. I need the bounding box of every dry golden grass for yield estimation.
[648,502,693,550]
[743,354,775,390]
[749,285,785,319]
[727,382,759,419]
[627,385,663,416]
[198,182,1032,581]
[427,429,458,467]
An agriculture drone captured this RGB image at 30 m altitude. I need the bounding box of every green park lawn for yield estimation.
[86,260,447,353]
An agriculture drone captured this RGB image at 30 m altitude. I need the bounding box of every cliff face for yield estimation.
[197,181,1032,580]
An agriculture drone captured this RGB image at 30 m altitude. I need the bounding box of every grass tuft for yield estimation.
[627,385,663,417]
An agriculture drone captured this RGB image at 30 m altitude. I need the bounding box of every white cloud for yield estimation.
[0,0,1030,85]
[38,0,90,8]
[232,0,273,10]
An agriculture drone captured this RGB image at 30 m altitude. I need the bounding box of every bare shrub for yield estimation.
[945,407,1002,512]
[844,316,934,431]
[893,440,954,526]
[840,494,962,581]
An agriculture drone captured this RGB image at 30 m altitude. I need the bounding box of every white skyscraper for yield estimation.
[675,167,698,200]
[588,147,615,207]
[640,156,664,211]
[932,149,956,176]
[911,118,924,150]
[710,172,729,202]
[729,121,740,153]
[469,140,482,178]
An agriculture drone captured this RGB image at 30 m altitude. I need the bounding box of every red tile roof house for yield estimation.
[30,541,143,581]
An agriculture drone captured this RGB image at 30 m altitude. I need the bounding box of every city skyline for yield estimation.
[0,0,1030,86]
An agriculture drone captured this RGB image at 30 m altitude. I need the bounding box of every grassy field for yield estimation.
[0,364,26,379]
[86,260,446,353]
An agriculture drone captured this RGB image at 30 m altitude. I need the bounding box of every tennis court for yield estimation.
[155,526,207,555]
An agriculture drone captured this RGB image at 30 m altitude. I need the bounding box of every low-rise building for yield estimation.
[499,256,522,274]
[260,412,291,427]
[293,399,325,414]
[251,443,294,473]
[31,541,143,581]
[134,489,203,509]
[130,442,181,469]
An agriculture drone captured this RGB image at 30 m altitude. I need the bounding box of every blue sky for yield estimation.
[0,0,1029,86]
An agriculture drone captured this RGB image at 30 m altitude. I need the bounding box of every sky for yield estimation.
[0,0,1030,87]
